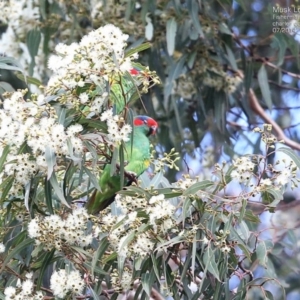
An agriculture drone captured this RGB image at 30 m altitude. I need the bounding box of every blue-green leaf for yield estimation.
[277,146,300,169]
[166,18,177,56]
[45,146,56,180]
[49,172,70,208]
[256,240,273,268]
[258,65,272,111]
[183,180,214,196]
[203,247,220,281]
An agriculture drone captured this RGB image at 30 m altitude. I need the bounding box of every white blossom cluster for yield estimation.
[50,269,85,298]
[100,108,132,145]
[0,91,84,197]
[174,174,198,190]
[4,273,43,300]
[171,174,211,204]
[0,0,47,90]
[110,268,133,291]
[46,24,138,108]
[28,207,92,250]
[227,125,299,194]
[99,194,175,259]
[231,156,255,184]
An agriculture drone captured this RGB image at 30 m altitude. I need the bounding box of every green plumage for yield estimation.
[110,73,139,114]
[86,123,151,214]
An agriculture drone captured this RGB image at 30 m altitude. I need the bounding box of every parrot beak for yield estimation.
[150,125,157,135]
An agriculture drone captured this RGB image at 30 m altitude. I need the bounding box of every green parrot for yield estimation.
[86,115,158,214]
[109,67,142,114]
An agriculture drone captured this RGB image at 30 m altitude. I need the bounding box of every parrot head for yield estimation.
[134,115,158,136]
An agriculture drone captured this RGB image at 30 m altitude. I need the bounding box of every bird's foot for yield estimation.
[124,170,138,183]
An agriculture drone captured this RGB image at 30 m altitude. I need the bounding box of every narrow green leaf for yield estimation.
[78,118,107,131]
[0,56,24,69]
[166,18,177,56]
[218,22,232,34]
[232,238,252,261]
[237,221,250,242]
[258,65,272,111]
[83,166,101,191]
[36,249,55,288]
[264,188,283,208]
[44,176,54,214]
[271,34,286,66]
[148,171,163,188]
[118,231,136,274]
[91,238,109,276]
[0,62,24,73]
[244,210,261,223]
[24,182,31,211]
[0,238,33,272]
[164,54,187,101]
[182,197,192,226]
[203,247,220,281]
[225,44,237,70]
[191,235,197,278]
[155,235,183,251]
[0,176,14,202]
[187,52,197,69]
[57,107,66,125]
[264,290,274,300]
[125,42,151,58]
[277,147,300,169]
[88,288,100,300]
[150,254,161,282]
[119,143,125,190]
[0,81,14,92]
[45,147,56,180]
[256,240,273,268]
[183,180,214,196]
[141,271,156,298]
[49,172,70,208]
[0,145,10,173]
[238,199,247,222]
[83,262,107,276]
[27,28,41,58]
[188,0,203,37]
[17,74,42,86]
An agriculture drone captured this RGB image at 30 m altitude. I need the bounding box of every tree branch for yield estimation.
[248,88,300,150]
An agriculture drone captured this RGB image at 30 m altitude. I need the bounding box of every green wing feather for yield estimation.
[110,73,140,114]
[86,125,151,214]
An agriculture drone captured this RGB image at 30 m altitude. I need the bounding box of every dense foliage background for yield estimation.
[1,0,300,299]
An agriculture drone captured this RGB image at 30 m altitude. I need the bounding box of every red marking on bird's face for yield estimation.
[134,116,158,135]
[130,68,139,75]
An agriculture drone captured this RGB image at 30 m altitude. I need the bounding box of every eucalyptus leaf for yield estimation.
[166,18,177,56]
[49,172,70,208]
[45,146,56,180]
[258,64,272,111]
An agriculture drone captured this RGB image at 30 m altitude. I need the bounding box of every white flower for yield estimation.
[149,194,165,204]
[50,269,68,298]
[4,286,16,298]
[28,219,40,238]
[79,92,89,104]
[221,245,230,253]
[120,269,132,290]
[0,242,5,253]
[22,279,33,295]
[66,270,85,294]
[100,108,113,121]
